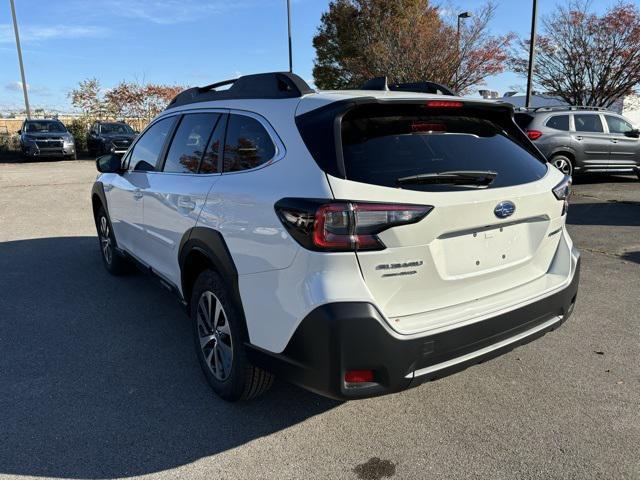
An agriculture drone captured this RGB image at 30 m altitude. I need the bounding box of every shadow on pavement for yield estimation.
[0,236,339,479]
[567,202,640,227]
[572,173,638,185]
[621,251,640,265]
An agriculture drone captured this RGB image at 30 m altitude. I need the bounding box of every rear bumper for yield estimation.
[248,255,581,400]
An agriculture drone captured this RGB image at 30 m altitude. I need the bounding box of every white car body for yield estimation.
[92,72,580,400]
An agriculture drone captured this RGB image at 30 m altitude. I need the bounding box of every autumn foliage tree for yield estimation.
[511,1,640,107]
[312,0,512,93]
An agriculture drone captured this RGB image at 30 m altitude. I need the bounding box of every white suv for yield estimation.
[91,72,580,401]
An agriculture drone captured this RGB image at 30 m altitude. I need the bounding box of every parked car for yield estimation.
[19,119,76,160]
[91,72,580,401]
[515,106,640,178]
[87,121,137,157]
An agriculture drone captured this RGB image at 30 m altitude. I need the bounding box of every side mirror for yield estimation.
[624,129,640,138]
[96,154,123,173]
[17,130,21,135]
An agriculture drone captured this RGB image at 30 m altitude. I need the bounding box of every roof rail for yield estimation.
[166,72,315,110]
[517,105,609,113]
[359,76,456,96]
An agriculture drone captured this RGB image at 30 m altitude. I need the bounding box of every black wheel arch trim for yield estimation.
[178,227,243,317]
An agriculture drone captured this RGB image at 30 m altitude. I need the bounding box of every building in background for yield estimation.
[479,91,640,127]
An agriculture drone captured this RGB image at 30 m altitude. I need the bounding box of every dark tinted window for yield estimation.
[223,115,275,172]
[25,121,66,133]
[546,115,569,131]
[574,114,603,133]
[200,115,225,174]
[163,113,219,173]
[514,113,533,130]
[341,104,547,191]
[605,115,633,134]
[100,123,134,135]
[129,117,175,171]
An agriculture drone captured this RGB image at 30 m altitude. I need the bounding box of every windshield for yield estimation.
[100,123,134,135]
[341,104,548,191]
[25,121,67,133]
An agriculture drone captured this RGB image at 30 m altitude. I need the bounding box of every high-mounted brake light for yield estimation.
[526,129,543,140]
[424,100,464,108]
[275,199,433,252]
[411,122,446,133]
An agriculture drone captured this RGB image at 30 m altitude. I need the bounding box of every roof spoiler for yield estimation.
[166,72,315,110]
[360,76,457,96]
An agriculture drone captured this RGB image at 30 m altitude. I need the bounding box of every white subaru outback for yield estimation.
[91,72,580,401]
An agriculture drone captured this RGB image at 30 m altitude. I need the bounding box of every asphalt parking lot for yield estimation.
[0,156,639,480]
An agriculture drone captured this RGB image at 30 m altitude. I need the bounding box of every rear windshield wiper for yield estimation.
[396,170,497,187]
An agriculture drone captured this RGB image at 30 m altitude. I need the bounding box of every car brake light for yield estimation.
[275,199,432,252]
[526,129,543,140]
[345,370,374,384]
[553,175,571,215]
[424,100,464,108]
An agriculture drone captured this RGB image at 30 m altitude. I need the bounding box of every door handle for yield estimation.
[611,139,618,143]
[177,196,196,211]
[133,189,143,200]
[575,136,583,141]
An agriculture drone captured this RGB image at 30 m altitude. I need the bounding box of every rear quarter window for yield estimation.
[546,115,569,131]
[340,104,548,191]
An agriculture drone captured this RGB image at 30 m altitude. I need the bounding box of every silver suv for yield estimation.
[515,106,640,179]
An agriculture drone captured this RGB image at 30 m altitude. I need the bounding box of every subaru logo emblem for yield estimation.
[494,201,516,219]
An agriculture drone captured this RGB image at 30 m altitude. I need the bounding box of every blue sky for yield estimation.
[0,0,616,111]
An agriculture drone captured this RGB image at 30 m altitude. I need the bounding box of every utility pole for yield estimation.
[456,12,472,90]
[525,0,538,108]
[287,0,293,72]
[9,0,31,119]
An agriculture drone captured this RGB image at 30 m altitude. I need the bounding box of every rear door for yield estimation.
[571,113,610,169]
[604,114,639,170]
[326,101,567,333]
[107,117,176,255]
[140,112,225,286]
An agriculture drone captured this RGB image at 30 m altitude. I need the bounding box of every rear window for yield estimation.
[546,115,569,131]
[340,104,548,191]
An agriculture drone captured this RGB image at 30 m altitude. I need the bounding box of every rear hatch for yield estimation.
[298,99,570,334]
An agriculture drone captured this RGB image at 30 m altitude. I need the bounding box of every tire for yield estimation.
[191,270,273,401]
[96,206,131,275]
[550,154,573,176]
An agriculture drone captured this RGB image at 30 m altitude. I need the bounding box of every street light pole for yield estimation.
[456,12,472,90]
[525,0,538,108]
[9,0,31,119]
[287,0,293,72]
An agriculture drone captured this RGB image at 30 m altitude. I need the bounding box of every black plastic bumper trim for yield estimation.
[247,257,580,400]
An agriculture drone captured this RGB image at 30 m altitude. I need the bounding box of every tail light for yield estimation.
[275,199,432,252]
[553,175,571,215]
[526,129,543,140]
[345,370,375,384]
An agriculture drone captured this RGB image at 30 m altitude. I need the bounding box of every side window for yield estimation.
[574,114,604,133]
[223,114,276,172]
[129,117,175,172]
[605,116,633,134]
[200,115,226,174]
[545,115,569,131]
[163,113,220,174]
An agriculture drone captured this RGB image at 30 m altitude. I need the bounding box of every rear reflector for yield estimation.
[425,100,464,108]
[526,130,543,140]
[345,370,374,383]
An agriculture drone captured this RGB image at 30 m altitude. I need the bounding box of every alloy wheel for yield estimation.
[99,216,113,265]
[196,291,233,381]
[552,157,572,176]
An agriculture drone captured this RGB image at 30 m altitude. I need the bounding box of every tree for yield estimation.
[69,78,103,117]
[511,1,640,107]
[312,0,512,93]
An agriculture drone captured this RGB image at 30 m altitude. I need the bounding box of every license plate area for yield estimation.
[431,222,543,278]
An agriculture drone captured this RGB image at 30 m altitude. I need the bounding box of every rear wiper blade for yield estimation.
[397,170,497,187]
